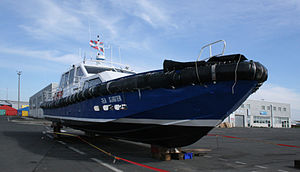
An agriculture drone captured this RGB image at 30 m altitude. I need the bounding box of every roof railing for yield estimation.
[196,40,226,62]
[85,59,133,72]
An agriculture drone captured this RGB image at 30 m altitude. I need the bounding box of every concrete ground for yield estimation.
[0,116,299,172]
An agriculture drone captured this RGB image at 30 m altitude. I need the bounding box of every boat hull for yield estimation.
[49,119,214,147]
[44,80,257,147]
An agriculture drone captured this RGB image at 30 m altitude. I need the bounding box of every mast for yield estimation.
[90,35,105,61]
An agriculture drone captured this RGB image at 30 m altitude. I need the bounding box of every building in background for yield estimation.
[0,100,12,107]
[0,100,28,116]
[0,100,28,109]
[17,105,29,117]
[291,121,300,128]
[29,83,58,118]
[224,99,291,128]
[0,105,17,116]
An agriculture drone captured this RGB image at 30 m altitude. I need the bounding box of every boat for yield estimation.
[41,39,268,148]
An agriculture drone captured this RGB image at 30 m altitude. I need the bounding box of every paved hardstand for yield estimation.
[0,116,299,172]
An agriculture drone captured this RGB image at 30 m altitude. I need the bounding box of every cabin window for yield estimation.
[59,74,65,88]
[74,67,84,83]
[85,66,108,74]
[89,78,101,87]
[76,67,84,77]
[63,72,69,87]
[69,68,75,85]
[83,78,101,90]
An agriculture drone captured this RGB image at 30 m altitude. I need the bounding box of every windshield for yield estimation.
[84,65,135,74]
[85,66,111,74]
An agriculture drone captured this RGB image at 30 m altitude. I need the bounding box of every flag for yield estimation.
[89,40,104,52]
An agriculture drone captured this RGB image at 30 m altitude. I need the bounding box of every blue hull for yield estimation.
[45,80,256,121]
[44,80,257,147]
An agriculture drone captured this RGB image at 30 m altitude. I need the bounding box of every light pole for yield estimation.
[270,104,273,128]
[17,71,22,109]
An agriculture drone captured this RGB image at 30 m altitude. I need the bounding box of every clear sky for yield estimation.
[0,0,299,120]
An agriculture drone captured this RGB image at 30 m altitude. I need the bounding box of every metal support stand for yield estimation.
[150,145,210,161]
[52,122,62,138]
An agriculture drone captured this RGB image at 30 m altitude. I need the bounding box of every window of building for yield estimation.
[246,104,250,109]
[283,107,287,111]
[267,106,270,110]
[278,107,281,111]
[253,116,270,124]
[261,105,265,110]
[274,117,289,124]
[274,117,280,124]
[273,106,276,111]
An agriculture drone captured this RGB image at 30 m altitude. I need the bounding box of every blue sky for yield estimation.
[0,0,299,119]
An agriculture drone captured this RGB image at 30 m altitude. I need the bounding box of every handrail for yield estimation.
[195,40,226,84]
[196,40,226,62]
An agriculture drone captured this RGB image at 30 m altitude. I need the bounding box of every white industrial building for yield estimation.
[29,83,58,118]
[224,99,291,128]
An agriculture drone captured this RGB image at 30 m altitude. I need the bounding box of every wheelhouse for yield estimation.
[56,60,135,98]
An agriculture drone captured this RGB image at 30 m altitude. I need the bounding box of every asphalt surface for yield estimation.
[0,116,299,172]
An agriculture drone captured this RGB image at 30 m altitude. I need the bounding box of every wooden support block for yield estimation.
[151,145,182,161]
[161,154,171,161]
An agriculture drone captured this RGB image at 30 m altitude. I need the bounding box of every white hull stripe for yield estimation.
[113,118,221,127]
[44,115,114,123]
[43,115,221,127]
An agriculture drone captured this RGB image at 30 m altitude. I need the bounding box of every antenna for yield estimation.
[119,46,121,64]
[97,35,100,58]
[83,52,86,64]
[88,20,91,40]
[110,45,113,66]
[79,48,81,59]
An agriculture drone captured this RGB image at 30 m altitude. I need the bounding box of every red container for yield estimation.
[0,105,17,116]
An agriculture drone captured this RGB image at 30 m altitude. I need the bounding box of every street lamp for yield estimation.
[17,71,22,109]
[270,104,273,128]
